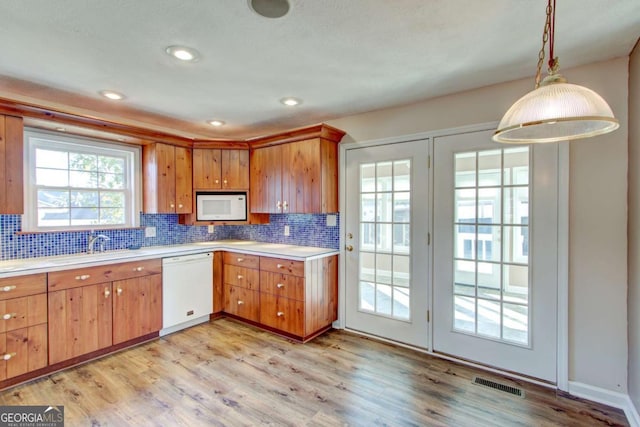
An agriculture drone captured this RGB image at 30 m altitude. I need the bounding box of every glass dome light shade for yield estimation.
[493,75,619,143]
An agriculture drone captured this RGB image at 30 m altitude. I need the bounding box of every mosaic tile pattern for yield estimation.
[0,213,339,260]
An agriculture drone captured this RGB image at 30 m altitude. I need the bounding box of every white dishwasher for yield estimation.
[161,252,213,336]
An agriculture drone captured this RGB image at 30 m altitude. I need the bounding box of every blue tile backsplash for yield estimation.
[0,213,339,260]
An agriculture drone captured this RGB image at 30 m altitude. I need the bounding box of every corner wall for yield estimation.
[628,39,640,412]
[328,57,630,393]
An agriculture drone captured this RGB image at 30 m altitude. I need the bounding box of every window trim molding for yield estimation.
[23,128,141,232]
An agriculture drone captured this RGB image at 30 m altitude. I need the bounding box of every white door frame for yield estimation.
[337,122,569,391]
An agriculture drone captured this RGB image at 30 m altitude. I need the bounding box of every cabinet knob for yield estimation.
[2,352,16,361]
[283,201,288,212]
[237,275,243,279]
[215,179,219,184]
[223,179,228,184]
[170,203,175,208]
[237,300,244,305]
[104,288,111,298]
[1,285,16,292]
[178,204,183,208]
[276,264,285,269]
[75,274,91,281]
[277,311,284,317]
[2,313,15,320]
[117,288,123,296]
[237,258,244,262]
[133,266,145,272]
[276,201,282,211]
[276,283,285,289]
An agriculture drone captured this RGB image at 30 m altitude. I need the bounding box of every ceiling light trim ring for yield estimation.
[493,116,620,144]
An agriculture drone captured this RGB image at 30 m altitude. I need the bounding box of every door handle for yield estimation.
[345,245,354,252]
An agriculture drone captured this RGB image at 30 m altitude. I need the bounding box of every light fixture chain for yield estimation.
[535,0,553,89]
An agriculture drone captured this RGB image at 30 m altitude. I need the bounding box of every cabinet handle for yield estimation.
[276,283,284,289]
[276,264,286,269]
[276,200,282,211]
[170,203,175,208]
[116,288,123,296]
[237,275,243,279]
[75,274,90,281]
[133,266,145,272]
[237,300,244,305]
[1,285,16,292]
[104,288,111,298]
[283,201,288,212]
[2,352,16,361]
[237,258,244,262]
[215,179,219,184]
[178,204,183,208]
[2,313,15,320]
[223,179,228,184]
[277,311,284,317]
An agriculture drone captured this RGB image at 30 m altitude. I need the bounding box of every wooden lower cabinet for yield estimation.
[0,273,48,381]
[112,275,162,345]
[224,285,260,322]
[221,252,338,342]
[47,259,162,365]
[48,283,112,365]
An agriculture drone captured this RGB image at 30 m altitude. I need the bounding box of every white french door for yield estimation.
[432,129,558,382]
[344,140,430,348]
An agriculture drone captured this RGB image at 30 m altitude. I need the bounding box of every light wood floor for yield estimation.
[0,318,629,426]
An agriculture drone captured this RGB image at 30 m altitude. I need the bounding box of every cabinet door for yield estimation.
[112,274,162,345]
[250,145,282,213]
[0,325,47,380]
[221,150,249,189]
[48,284,113,364]
[259,293,304,336]
[193,148,222,189]
[283,139,322,214]
[0,115,24,214]
[224,285,259,322]
[174,146,193,214]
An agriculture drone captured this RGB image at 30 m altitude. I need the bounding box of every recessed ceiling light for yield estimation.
[99,90,125,100]
[207,120,226,127]
[249,0,290,18]
[280,97,302,107]
[165,45,200,62]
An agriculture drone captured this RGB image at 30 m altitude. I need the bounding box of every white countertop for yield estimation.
[0,240,339,278]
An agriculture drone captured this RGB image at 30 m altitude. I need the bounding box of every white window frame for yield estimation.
[23,129,141,232]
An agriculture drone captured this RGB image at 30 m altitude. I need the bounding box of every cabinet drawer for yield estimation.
[223,252,260,269]
[260,257,304,277]
[224,285,259,322]
[0,274,46,301]
[259,293,304,337]
[0,324,48,381]
[48,259,162,291]
[260,271,304,301]
[223,264,259,290]
[0,294,47,333]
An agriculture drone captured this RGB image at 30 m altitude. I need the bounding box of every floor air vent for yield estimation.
[472,376,525,398]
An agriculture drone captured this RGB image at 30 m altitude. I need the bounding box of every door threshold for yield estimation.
[343,327,556,390]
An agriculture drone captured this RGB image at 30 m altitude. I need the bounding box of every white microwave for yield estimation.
[196,191,247,221]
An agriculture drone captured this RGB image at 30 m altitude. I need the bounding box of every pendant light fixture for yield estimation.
[493,0,619,143]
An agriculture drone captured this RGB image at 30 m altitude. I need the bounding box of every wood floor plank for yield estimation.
[0,318,629,426]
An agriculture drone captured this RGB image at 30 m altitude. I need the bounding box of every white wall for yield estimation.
[328,57,630,393]
[628,41,640,410]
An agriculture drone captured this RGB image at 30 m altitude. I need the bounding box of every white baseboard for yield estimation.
[159,315,210,337]
[569,381,640,426]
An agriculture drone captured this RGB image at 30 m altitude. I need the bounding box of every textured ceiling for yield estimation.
[0,0,638,139]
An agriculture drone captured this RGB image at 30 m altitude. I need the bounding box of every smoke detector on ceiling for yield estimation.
[249,0,290,18]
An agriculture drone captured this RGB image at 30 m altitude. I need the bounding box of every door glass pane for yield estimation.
[451,147,531,346]
[358,159,414,321]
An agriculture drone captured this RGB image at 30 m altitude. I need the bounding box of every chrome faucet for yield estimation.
[87,232,111,254]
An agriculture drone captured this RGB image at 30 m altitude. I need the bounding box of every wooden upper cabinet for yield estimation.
[193,148,249,190]
[0,115,24,214]
[143,143,192,214]
[249,124,344,214]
